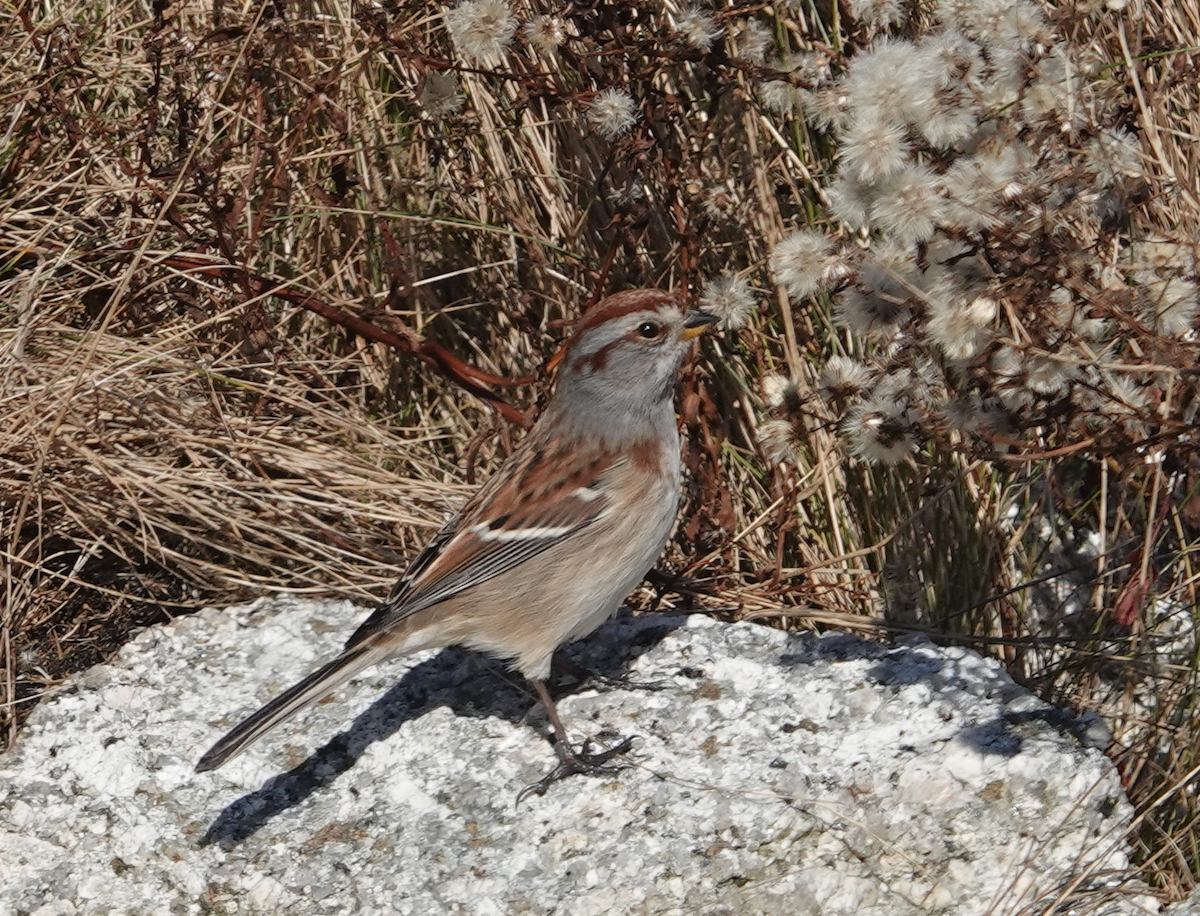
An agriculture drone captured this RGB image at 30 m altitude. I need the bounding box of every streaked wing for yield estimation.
[379,516,462,608]
[345,443,621,649]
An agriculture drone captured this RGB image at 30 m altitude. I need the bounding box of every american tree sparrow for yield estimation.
[196,289,716,792]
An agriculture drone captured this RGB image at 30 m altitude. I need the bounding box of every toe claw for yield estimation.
[516,735,636,804]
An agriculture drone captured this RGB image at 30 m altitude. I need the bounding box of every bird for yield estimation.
[195,289,716,792]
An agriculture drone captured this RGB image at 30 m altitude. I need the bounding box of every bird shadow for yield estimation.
[198,611,685,849]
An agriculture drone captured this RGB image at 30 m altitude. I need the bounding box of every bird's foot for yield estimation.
[517,734,635,803]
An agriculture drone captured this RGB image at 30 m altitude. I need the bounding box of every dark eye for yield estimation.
[636,321,663,339]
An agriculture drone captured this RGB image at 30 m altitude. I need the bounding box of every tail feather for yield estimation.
[195,642,387,772]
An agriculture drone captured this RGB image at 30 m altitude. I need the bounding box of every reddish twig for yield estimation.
[159,253,534,428]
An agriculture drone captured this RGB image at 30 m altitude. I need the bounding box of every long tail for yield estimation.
[195,642,389,772]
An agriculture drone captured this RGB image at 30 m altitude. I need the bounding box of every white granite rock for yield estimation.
[1165,889,1200,916]
[0,597,1155,915]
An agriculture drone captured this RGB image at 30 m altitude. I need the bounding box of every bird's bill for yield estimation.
[682,309,720,339]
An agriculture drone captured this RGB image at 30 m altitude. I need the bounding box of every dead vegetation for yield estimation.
[2,0,1200,899]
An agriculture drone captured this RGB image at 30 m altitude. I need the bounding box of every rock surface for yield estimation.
[1165,890,1200,916]
[0,597,1155,916]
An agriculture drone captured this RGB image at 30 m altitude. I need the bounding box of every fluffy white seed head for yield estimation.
[761,374,803,415]
[858,238,919,299]
[760,53,829,117]
[672,6,723,51]
[849,0,905,28]
[870,164,946,245]
[1130,239,1198,273]
[943,392,1009,439]
[919,85,979,148]
[808,87,851,132]
[927,237,990,288]
[1066,306,1110,342]
[942,159,1001,231]
[1077,370,1150,435]
[994,345,1075,404]
[736,19,773,63]
[818,356,873,403]
[788,50,833,86]
[1142,277,1199,337]
[991,1,1050,51]
[771,230,850,300]
[1025,352,1075,396]
[701,179,744,222]
[967,294,998,324]
[759,78,805,116]
[700,274,759,330]
[523,15,566,53]
[589,88,638,139]
[826,173,874,229]
[838,240,920,339]
[844,40,936,129]
[840,117,910,182]
[919,29,985,88]
[836,289,911,339]
[418,71,464,117]
[758,419,799,466]
[1100,373,1148,418]
[444,0,517,62]
[991,347,1034,411]
[941,146,1024,230]
[937,0,1047,49]
[842,393,919,464]
[874,361,943,408]
[928,286,997,361]
[977,46,1027,110]
[1087,129,1142,187]
[1022,46,1077,127]
[761,374,790,408]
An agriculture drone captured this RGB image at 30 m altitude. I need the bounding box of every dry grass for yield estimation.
[3,0,1200,900]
